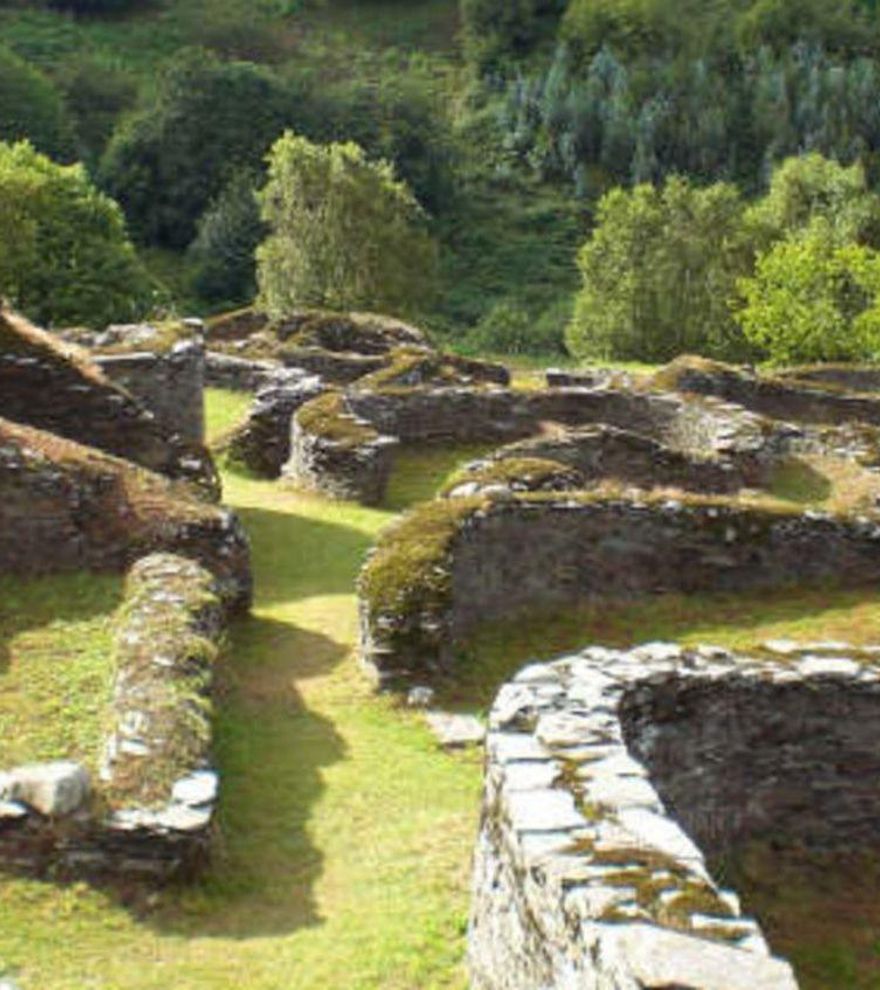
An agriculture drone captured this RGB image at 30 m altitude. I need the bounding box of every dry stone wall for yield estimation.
[0,554,228,883]
[359,494,880,684]
[93,339,205,444]
[0,417,251,612]
[662,358,880,426]
[471,641,880,989]
[0,309,218,498]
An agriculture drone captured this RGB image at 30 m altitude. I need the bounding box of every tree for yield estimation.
[256,133,437,318]
[98,49,310,249]
[0,141,153,327]
[0,45,73,161]
[188,169,264,307]
[745,152,880,249]
[566,176,751,362]
[737,219,880,362]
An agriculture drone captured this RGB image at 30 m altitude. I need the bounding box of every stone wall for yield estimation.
[0,308,218,498]
[0,554,229,884]
[359,494,880,683]
[471,641,880,989]
[777,365,880,393]
[447,425,746,497]
[226,370,325,477]
[93,339,205,444]
[0,417,251,613]
[287,392,398,504]
[205,351,280,391]
[660,357,880,427]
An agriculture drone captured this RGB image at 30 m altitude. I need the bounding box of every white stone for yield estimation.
[506,789,587,833]
[798,656,861,677]
[762,639,802,655]
[514,663,563,684]
[0,801,27,820]
[156,803,213,832]
[616,808,705,868]
[489,732,551,764]
[536,712,593,748]
[424,712,485,748]
[502,762,559,792]
[491,683,540,729]
[583,775,661,812]
[630,642,682,664]
[406,685,435,709]
[599,924,798,989]
[171,770,218,807]
[7,761,90,816]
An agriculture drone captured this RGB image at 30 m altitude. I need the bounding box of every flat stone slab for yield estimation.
[424,712,486,749]
[0,761,90,817]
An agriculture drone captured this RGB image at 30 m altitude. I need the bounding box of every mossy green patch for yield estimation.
[441,456,579,494]
[296,391,378,449]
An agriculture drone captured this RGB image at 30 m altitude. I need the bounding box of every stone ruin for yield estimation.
[0,307,252,885]
[471,641,880,990]
[7,297,880,981]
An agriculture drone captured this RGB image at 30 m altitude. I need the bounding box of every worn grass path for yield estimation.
[3,390,880,988]
[0,400,483,990]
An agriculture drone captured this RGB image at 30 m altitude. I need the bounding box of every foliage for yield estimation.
[98,48,311,249]
[0,43,72,159]
[47,0,145,12]
[744,153,880,250]
[256,132,437,318]
[737,220,880,363]
[461,297,569,355]
[566,176,750,362]
[460,0,566,73]
[187,169,264,308]
[54,56,136,167]
[0,140,153,327]
[497,41,880,196]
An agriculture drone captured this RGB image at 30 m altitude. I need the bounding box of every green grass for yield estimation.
[204,387,252,447]
[2,389,880,989]
[0,573,121,774]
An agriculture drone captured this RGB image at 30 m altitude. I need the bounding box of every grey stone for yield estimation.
[171,770,218,807]
[424,712,485,749]
[6,761,90,816]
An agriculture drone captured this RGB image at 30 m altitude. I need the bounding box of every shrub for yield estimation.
[0,44,73,160]
[737,220,880,363]
[0,140,153,327]
[256,132,437,318]
[566,176,751,362]
[187,170,264,308]
[98,49,311,249]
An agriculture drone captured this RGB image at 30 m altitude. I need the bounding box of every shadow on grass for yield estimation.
[436,584,880,709]
[149,615,348,939]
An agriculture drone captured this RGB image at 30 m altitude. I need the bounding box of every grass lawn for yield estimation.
[0,574,121,774]
[1,388,879,989]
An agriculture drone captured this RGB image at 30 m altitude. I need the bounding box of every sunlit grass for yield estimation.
[3,389,880,989]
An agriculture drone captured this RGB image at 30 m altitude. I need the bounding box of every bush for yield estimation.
[98,49,311,249]
[0,140,153,327]
[54,57,136,167]
[187,170,264,308]
[566,176,751,362]
[256,132,437,318]
[738,220,880,363]
[462,297,569,355]
[0,44,73,160]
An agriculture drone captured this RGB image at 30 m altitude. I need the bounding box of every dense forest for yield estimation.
[3,0,880,362]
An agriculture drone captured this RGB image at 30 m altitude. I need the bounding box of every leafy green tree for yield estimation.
[736,0,880,55]
[256,133,437,318]
[0,45,72,160]
[745,152,880,248]
[566,176,750,361]
[99,49,309,249]
[0,140,152,327]
[188,169,264,307]
[737,219,880,362]
[461,0,566,73]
